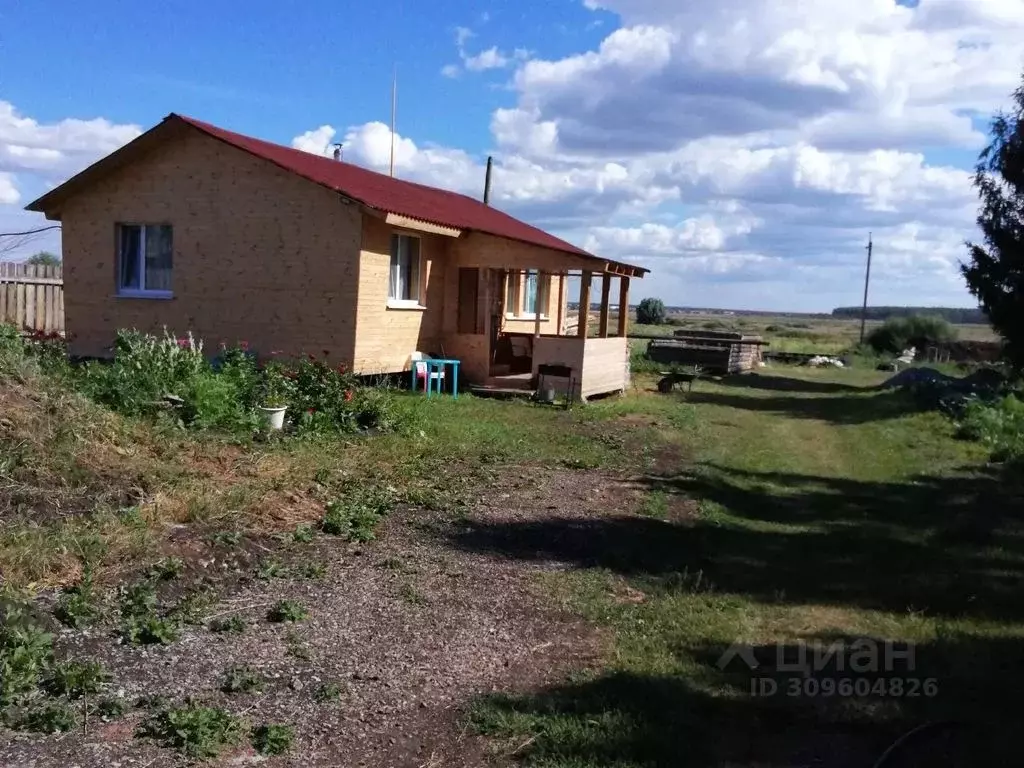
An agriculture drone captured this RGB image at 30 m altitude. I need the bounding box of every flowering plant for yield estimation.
[259,361,294,408]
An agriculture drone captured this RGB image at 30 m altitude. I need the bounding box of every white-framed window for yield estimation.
[117,224,173,298]
[506,270,550,318]
[388,233,422,307]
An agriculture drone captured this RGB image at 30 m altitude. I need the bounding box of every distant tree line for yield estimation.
[831,306,988,324]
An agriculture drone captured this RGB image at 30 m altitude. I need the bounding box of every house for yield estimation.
[26,114,648,399]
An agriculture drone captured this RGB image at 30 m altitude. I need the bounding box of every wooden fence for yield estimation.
[0,263,65,334]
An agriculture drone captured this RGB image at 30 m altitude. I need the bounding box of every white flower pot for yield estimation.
[259,405,287,431]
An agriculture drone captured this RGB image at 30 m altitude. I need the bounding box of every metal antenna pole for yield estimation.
[389,68,397,178]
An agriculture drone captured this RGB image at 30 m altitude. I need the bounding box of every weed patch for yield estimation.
[220,665,264,694]
[321,484,395,542]
[144,703,245,759]
[267,600,308,623]
[209,615,247,634]
[54,569,101,628]
[0,600,54,706]
[252,723,294,755]
[315,682,344,701]
[43,660,109,698]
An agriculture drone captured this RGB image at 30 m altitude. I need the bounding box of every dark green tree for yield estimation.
[636,297,666,326]
[26,251,61,267]
[964,80,1024,370]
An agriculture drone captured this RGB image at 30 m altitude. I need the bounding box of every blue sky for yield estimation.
[3,0,1023,311]
[1,0,606,155]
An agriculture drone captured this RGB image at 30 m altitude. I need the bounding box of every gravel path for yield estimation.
[2,468,635,768]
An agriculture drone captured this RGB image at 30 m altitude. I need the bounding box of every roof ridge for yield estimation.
[172,112,495,207]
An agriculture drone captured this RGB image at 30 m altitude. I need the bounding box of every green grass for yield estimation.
[467,368,1024,766]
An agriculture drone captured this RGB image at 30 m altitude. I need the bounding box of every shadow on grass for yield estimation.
[685,388,913,424]
[446,464,1024,622]
[714,373,868,394]
[470,633,1023,767]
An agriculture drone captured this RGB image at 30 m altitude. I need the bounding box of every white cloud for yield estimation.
[441,26,531,78]
[290,125,337,155]
[464,46,510,72]
[0,173,18,205]
[0,101,140,260]
[0,101,141,179]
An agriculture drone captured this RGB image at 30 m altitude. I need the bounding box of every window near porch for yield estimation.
[508,270,549,317]
[524,270,546,315]
[389,234,422,305]
[116,224,173,297]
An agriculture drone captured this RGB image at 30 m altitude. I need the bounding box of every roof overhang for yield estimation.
[602,260,648,278]
[382,212,462,238]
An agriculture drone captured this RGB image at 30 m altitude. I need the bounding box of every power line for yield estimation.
[0,225,62,237]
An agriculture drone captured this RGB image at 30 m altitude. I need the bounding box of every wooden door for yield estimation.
[457,267,481,334]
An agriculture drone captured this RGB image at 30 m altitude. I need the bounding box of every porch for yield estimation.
[439,249,641,400]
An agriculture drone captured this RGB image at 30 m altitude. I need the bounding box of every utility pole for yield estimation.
[859,232,873,344]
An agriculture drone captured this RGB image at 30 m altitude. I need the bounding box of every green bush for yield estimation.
[183,371,259,432]
[80,329,207,416]
[636,298,666,325]
[956,395,1024,461]
[867,315,958,355]
[287,356,402,435]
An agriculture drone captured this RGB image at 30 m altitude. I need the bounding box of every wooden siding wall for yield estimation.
[56,129,362,361]
[447,233,572,336]
[0,264,64,333]
[580,337,629,398]
[353,214,449,373]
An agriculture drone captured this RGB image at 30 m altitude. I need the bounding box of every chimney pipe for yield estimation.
[483,156,493,205]
[332,143,343,162]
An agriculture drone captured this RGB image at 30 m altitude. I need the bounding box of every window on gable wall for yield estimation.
[389,234,422,304]
[116,224,173,297]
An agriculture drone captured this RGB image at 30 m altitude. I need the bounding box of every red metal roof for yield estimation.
[174,114,595,259]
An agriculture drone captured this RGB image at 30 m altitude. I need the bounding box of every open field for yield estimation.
[2,349,1021,766]
[630,311,1000,355]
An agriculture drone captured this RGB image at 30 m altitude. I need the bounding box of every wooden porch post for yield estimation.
[556,273,566,336]
[617,276,630,337]
[578,270,592,338]
[598,275,612,338]
[534,270,545,339]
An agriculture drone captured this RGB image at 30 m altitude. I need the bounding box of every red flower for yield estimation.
[307,408,315,415]
[176,337,190,348]
[336,363,347,374]
[239,340,249,351]
[344,390,354,402]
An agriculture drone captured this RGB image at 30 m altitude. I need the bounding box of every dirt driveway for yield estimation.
[1,467,637,767]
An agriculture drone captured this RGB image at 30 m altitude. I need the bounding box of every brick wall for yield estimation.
[353,214,449,372]
[58,128,362,362]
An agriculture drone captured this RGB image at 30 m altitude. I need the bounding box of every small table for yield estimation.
[411,358,461,398]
